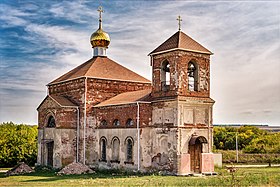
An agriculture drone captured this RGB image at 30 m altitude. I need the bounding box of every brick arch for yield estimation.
[159,135,168,154]
[126,118,134,126]
[44,110,56,128]
[188,134,208,173]
[187,59,200,73]
[112,119,120,126]
[100,119,107,126]
[124,136,134,145]
[124,136,134,163]
[161,59,170,67]
[100,136,107,161]
[161,59,171,91]
[100,136,107,145]
[111,136,120,145]
[187,60,199,92]
[111,136,120,162]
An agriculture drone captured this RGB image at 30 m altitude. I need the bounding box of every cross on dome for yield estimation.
[97,6,104,29]
[90,6,110,56]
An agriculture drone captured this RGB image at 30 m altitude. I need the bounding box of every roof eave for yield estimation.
[148,48,213,56]
[93,101,151,108]
[47,76,151,86]
[37,95,78,111]
[49,95,78,108]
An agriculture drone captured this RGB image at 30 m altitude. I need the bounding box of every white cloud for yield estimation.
[0,1,279,125]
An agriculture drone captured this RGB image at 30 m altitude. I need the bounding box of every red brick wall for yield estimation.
[48,77,151,108]
[47,78,151,128]
[151,50,210,98]
[93,103,152,128]
[86,78,151,106]
[48,79,85,106]
[38,97,77,129]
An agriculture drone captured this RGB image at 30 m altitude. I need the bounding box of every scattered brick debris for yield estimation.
[57,162,95,175]
[5,162,34,176]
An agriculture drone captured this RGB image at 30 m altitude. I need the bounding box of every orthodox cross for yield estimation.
[177,15,182,31]
[97,6,103,29]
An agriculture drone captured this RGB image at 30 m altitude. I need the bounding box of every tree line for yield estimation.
[214,126,280,153]
[0,122,279,167]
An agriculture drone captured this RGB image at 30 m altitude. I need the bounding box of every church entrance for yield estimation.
[46,141,54,167]
[189,135,207,173]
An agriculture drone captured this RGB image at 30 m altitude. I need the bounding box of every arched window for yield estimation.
[161,60,170,91]
[100,137,107,161]
[126,118,134,126]
[126,137,134,162]
[188,61,198,91]
[111,137,120,162]
[100,120,107,126]
[47,116,56,128]
[113,119,120,126]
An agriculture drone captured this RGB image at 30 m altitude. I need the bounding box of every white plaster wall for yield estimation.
[179,128,212,154]
[152,100,178,126]
[178,98,214,126]
[141,127,152,168]
[94,128,139,169]
[37,128,76,168]
[37,129,43,165]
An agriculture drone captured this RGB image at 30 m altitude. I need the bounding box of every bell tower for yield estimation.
[149,16,215,175]
[149,26,212,99]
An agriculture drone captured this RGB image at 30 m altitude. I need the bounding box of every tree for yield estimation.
[213,126,236,150]
[0,122,38,167]
[237,126,266,150]
[244,133,280,154]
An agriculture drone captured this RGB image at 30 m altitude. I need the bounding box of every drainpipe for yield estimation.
[136,102,140,171]
[208,107,211,153]
[75,107,80,162]
[42,126,45,165]
[83,77,87,165]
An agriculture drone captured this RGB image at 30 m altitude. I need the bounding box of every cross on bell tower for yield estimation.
[177,15,182,31]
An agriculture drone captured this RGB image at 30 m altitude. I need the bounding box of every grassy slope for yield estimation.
[0,167,279,187]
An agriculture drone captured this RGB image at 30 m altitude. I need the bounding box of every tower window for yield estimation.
[161,60,170,91]
[188,62,199,91]
[47,116,56,128]
[100,137,107,162]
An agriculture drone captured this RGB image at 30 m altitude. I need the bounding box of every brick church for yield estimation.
[37,7,215,175]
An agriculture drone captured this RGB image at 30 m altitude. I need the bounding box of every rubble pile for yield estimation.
[5,162,34,176]
[57,162,94,175]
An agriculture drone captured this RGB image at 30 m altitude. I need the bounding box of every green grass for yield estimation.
[0,167,279,187]
[0,168,10,171]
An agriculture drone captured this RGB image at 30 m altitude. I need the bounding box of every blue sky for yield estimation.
[0,1,279,125]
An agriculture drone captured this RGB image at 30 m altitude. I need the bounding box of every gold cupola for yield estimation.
[90,6,110,56]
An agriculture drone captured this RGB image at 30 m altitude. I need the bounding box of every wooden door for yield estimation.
[46,141,54,167]
[189,142,202,173]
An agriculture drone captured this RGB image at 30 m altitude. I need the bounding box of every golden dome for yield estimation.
[90,28,110,48]
[90,6,110,48]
